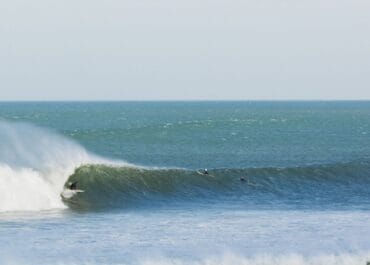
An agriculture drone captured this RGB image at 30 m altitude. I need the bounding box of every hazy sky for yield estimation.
[1,0,370,100]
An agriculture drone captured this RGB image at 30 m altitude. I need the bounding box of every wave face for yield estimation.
[0,121,99,212]
[63,160,370,210]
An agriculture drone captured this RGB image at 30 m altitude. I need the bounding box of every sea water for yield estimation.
[0,101,370,264]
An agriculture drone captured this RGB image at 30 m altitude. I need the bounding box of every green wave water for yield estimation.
[62,161,370,210]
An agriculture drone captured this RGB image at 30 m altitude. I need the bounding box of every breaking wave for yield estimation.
[0,121,120,212]
[1,120,370,212]
[62,160,370,210]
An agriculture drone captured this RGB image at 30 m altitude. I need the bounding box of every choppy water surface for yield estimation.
[0,101,370,264]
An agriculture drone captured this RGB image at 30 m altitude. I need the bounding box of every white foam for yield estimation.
[0,121,104,212]
[139,252,370,265]
[0,164,65,211]
[2,252,370,265]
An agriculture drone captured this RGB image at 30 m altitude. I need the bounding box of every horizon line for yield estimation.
[1,99,370,103]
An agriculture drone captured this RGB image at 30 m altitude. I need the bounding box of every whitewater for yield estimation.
[0,121,124,212]
[1,101,370,265]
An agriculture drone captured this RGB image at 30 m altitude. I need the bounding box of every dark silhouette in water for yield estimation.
[203,169,208,175]
[69,181,78,190]
[240,176,258,187]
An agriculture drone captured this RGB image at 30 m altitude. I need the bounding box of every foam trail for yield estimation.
[0,121,106,212]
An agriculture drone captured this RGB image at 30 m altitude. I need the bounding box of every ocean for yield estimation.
[0,101,370,264]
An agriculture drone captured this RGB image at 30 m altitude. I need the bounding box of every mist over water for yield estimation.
[0,121,105,212]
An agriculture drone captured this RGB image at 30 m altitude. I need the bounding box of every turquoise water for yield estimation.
[0,101,370,264]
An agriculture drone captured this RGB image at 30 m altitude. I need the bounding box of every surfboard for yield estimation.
[61,189,84,199]
[196,170,214,177]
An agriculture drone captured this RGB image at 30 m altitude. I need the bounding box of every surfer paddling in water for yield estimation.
[239,176,257,187]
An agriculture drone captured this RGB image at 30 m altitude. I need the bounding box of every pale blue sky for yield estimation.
[1,0,370,100]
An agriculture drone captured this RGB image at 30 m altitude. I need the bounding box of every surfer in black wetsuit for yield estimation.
[69,181,78,190]
[240,176,246,182]
[203,169,208,175]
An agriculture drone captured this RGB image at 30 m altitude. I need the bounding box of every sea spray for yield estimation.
[0,121,95,212]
